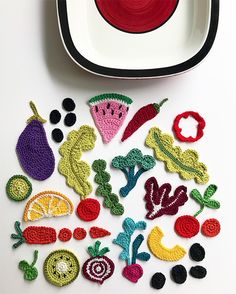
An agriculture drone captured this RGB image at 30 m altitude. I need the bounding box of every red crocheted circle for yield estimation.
[173,111,206,142]
[175,215,200,238]
[77,198,101,221]
[89,227,111,239]
[58,228,72,242]
[202,218,221,237]
[95,0,179,33]
[73,227,87,240]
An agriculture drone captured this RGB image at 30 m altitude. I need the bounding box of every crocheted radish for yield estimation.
[113,218,150,283]
[88,93,133,143]
[175,185,220,238]
[16,101,55,180]
[82,241,115,284]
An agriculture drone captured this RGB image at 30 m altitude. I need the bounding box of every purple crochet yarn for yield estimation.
[16,120,55,180]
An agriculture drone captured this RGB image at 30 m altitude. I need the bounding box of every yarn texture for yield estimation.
[23,191,74,222]
[58,125,96,199]
[89,93,133,143]
[92,159,124,215]
[6,175,32,201]
[44,249,80,287]
[144,177,188,219]
[148,226,186,261]
[146,127,209,184]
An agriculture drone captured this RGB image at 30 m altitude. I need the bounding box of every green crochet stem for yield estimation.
[19,250,39,281]
[153,98,168,113]
[191,184,220,218]
[27,101,46,124]
[11,221,26,249]
[92,159,124,215]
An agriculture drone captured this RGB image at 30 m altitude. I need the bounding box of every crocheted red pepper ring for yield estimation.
[173,111,206,143]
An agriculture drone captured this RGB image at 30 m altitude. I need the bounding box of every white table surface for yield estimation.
[0,1,235,294]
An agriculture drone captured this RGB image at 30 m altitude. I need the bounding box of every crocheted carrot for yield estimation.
[121,98,168,142]
[11,221,56,249]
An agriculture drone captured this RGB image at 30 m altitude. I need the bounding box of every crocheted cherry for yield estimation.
[175,185,220,238]
[82,241,115,284]
[16,101,55,181]
[201,218,221,237]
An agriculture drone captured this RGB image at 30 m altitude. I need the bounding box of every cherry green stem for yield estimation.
[31,250,39,267]
[194,205,205,218]
[27,101,47,124]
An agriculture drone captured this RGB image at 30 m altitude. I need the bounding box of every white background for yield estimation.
[0,1,235,294]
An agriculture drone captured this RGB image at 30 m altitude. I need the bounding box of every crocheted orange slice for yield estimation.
[24,191,74,222]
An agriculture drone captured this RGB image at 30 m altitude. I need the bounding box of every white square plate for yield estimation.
[57,0,219,79]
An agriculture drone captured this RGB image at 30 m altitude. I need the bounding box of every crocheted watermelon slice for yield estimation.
[89,93,133,143]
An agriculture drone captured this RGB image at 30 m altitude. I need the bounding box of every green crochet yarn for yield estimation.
[92,159,124,215]
[44,249,80,287]
[19,250,38,281]
[6,175,32,201]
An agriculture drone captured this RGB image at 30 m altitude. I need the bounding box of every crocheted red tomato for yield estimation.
[77,198,100,221]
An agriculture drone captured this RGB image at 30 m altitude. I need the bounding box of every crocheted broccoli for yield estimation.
[112,148,156,197]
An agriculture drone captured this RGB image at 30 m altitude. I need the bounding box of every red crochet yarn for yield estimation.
[173,111,206,142]
[23,226,56,244]
[89,227,111,238]
[58,228,72,242]
[73,227,87,240]
[77,198,101,221]
[174,215,200,238]
[202,218,221,237]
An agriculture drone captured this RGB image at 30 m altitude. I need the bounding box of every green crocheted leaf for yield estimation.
[204,184,217,199]
[59,126,96,199]
[191,189,204,204]
[146,127,209,184]
[136,252,151,261]
[19,260,30,271]
[204,199,220,209]
[98,247,110,256]
[92,159,124,216]
[24,267,38,281]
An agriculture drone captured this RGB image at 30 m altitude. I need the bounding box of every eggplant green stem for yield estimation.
[27,101,47,124]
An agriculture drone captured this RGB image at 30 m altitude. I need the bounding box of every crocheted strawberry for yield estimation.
[82,241,115,284]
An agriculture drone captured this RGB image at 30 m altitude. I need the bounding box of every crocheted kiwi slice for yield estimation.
[44,250,80,287]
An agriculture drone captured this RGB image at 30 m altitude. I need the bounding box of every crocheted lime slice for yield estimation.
[6,175,32,201]
[44,250,80,287]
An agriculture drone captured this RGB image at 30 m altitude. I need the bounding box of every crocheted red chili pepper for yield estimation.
[11,221,56,249]
[121,99,168,142]
[173,111,206,142]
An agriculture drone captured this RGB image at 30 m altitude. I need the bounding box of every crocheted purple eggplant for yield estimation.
[16,101,55,181]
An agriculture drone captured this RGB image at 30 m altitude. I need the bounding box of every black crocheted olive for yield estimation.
[52,128,64,143]
[150,272,166,289]
[64,113,76,127]
[171,265,187,284]
[62,98,76,111]
[49,110,61,124]
[189,243,205,262]
[190,266,207,279]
